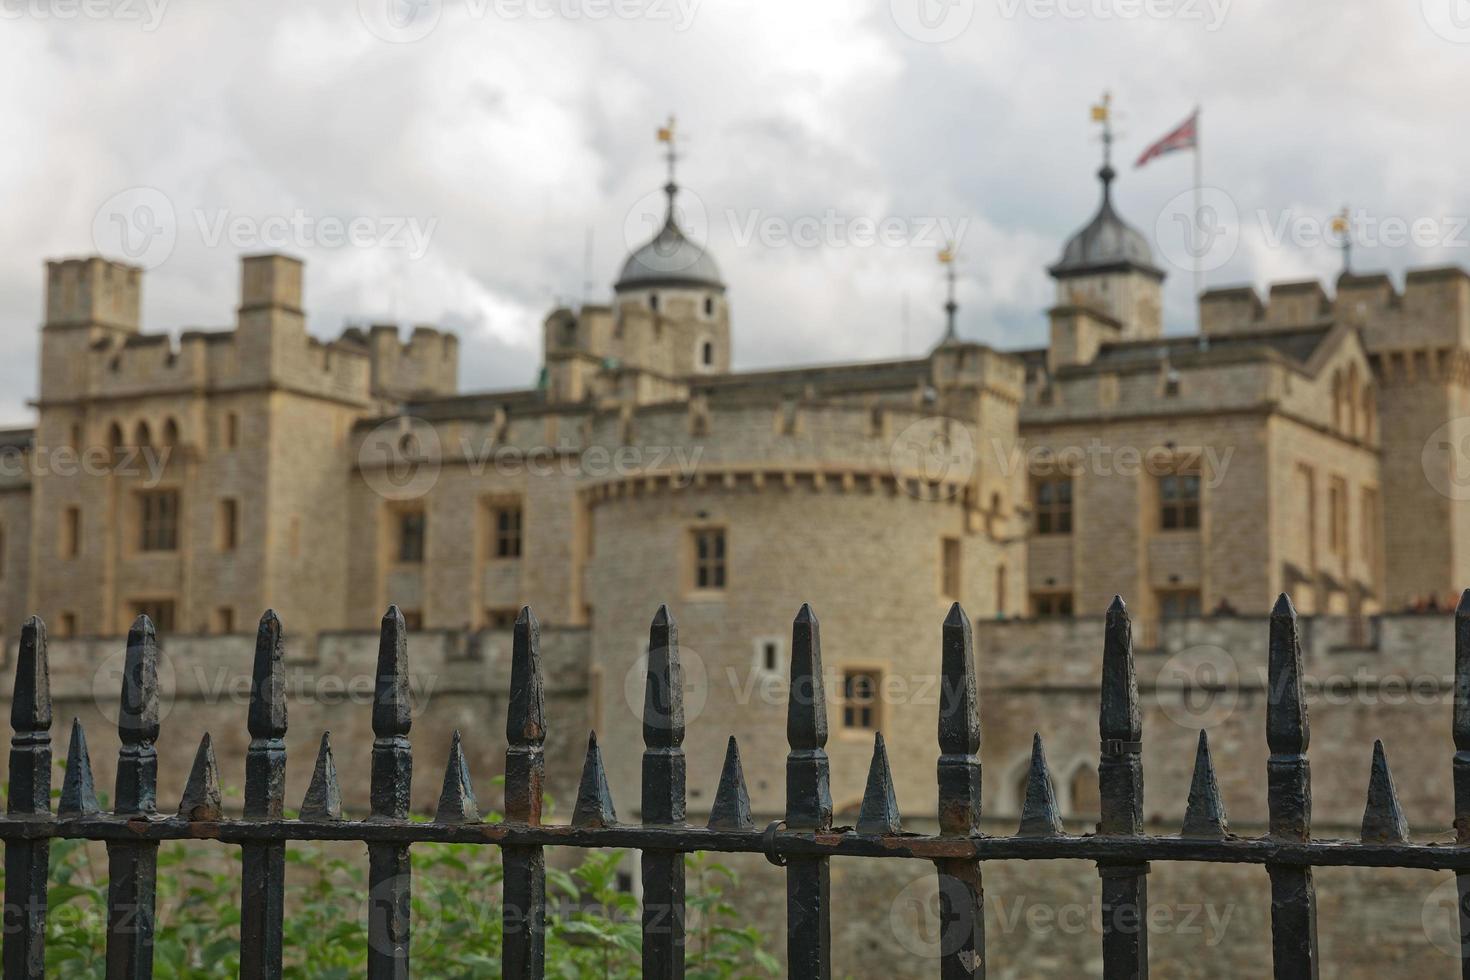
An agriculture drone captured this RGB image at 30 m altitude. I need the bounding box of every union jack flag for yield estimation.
[1134,110,1199,168]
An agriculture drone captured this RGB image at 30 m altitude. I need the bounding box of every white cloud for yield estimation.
[0,0,1467,427]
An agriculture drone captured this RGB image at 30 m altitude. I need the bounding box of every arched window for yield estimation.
[1345,365,1360,437]
[134,420,152,448]
[701,340,714,367]
[108,423,124,453]
[1069,763,1100,825]
[704,296,715,317]
[161,418,180,448]
[1331,370,1343,432]
[649,293,660,313]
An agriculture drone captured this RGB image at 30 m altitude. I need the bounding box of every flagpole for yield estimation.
[1193,105,1203,315]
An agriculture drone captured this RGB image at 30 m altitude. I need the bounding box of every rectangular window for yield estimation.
[485,608,518,630]
[57,613,76,638]
[214,607,235,634]
[138,491,180,552]
[754,637,784,676]
[61,507,81,558]
[941,537,962,598]
[491,504,523,559]
[690,528,726,591]
[1033,478,1073,535]
[131,600,176,632]
[1159,471,1201,530]
[1031,592,1074,618]
[841,669,883,731]
[1361,487,1379,570]
[1329,477,1348,557]
[218,499,239,552]
[1158,589,1202,620]
[401,609,424,630]
[398,510,426,563]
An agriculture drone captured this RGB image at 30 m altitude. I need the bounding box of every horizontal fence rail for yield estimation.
[0,593,1468,978]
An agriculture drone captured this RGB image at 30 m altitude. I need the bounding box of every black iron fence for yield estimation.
[0,593,1468,978]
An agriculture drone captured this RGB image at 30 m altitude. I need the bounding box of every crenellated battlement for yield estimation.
[34,253,463,408]
[1200,266,1470,352]
[44,257,141,331]
[353,323,460,401]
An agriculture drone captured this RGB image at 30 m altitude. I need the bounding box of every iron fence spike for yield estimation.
[572,732,618,828]
[856,732,902,835]
[434,730,481,824]
[179,733,223,822]
[1181,730,1228,838]
[1361,739,1409,844]
[300,732,344,821]
[59,718,99,817]
[1018,733,1063,837]
[708,736,753,831]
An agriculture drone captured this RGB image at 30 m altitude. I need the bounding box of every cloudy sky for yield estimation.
[0,0,1465,425]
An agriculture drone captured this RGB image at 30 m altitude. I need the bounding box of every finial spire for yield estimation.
[1092,91,1116,197]
[1330,206,1352,276]
[938,243,959,344]
[657,114,680,223]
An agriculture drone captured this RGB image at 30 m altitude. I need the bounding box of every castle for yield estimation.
[6,139,1467,644]
[4,132,1470,975]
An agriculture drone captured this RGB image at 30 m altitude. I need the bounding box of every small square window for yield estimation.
[941,537,962,599]
[1159,472,1201,530]
[491,504,523,559]
[398,511,426,563]
[1031,593,1074,618]
[138,491,180,552]
[690,528,726,591]
[842,669,882,731]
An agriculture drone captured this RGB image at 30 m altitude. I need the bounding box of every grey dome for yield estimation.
[1049,167,1163,281]
[616,190,724,293]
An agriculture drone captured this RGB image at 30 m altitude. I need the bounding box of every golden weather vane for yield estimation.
[939,242,959,344]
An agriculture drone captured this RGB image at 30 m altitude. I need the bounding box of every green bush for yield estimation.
[1,788,778,978]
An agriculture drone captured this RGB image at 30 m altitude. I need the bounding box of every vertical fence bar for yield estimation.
[503,607,546,980]
[240,611,288,980]
[641,606,686,979]
[785,604,832,980]
[1453,591,1470,980]
[935,603,985,979]
[368,607,413,980]
[1097,596,1148,980]
[1265,595,1318,979]
[106,616,160,980]
[3,618,51,980]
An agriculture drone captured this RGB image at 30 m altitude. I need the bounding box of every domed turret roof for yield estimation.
[1049,165,1163,281]
[616,183,724,293]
